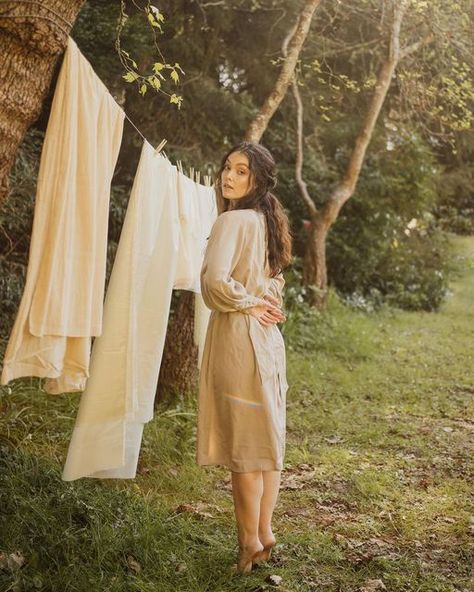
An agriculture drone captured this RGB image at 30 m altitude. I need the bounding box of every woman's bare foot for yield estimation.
[237,541,264,574]
[253,532,276,565]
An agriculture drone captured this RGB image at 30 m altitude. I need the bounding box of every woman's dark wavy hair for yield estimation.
[215,141,293,277]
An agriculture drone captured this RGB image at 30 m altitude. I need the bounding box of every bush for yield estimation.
[326,131,452,311]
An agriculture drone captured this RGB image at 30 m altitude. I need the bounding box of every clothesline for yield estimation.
[1,37,218,480]
[70,36,215,187]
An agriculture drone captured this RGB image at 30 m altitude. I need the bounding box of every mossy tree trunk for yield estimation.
[0,0,85,205]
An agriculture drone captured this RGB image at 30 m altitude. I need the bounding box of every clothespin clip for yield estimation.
[177,160,183,173]
[189,166,194,181]
[196,170,201,185]
[154,139,167,154]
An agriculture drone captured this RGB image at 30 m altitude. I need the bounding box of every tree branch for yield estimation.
[244,0,321,143]
[322,0,409,223]
[281,16,317,217]
[400,32,435,59]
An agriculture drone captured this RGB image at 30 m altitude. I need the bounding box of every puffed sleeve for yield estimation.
[264,273,285,307]
[200,211,264,313]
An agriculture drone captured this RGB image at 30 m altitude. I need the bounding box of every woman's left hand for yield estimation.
[246,297,286,326]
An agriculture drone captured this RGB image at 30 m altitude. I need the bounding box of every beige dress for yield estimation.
[197,209,288,472]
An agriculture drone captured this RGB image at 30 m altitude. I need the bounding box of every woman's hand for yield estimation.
[246,297,286,326]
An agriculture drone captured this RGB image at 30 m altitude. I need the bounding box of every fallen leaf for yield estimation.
[126,555,141,574]
[324,434,345,444]
[360,578,386,592]
[173,502,218,519]
[266,574,283,586]
[7,552,25,570]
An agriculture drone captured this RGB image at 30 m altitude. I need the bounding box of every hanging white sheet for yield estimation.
[1,37,124,394]
[62,142,216,480]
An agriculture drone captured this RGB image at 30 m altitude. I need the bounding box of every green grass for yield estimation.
[1,236,473,592]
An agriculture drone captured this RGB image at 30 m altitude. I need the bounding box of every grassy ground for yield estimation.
[1,236,473,592]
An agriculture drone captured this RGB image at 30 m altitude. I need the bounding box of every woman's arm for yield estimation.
[264,273,285,307]
[200,211,264,313]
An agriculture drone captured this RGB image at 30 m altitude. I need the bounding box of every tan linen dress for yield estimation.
[197,208,288,472]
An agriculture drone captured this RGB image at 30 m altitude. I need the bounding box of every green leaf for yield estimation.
[139,83,147,96]
[150,5,165,21]
[169,93,183,109]
[123,71,139,83]
[148,76,161,90]
[147,12,162,29]
[170,69,179,84]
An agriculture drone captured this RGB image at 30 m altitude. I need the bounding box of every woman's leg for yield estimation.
[231,470,264,572]
[256,470,281,561]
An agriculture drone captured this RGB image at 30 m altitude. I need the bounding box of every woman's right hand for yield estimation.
[246,298,286,326]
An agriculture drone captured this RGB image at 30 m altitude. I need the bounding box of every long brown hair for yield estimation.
[215,141,293,277]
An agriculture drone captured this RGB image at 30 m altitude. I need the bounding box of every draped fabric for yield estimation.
[1,37,124,395]
[62,142,217,481]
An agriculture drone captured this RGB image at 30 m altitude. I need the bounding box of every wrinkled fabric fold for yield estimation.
[63,142,216,481]
[1,37,124,394]
[197,209,288,473]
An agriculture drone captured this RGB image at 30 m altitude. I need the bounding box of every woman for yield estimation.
[197,141,292,573]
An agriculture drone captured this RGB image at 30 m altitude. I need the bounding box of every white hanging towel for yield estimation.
[1,37,124,394]
[62,142,216,480]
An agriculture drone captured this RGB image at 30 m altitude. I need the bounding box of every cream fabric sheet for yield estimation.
[63,142,216,480]
[1,37,124,394]
[197,209,288,472]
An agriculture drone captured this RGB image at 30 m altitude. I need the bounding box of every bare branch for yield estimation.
[244,0,321,143]
[400,33,435,59]
[323,0,409,222]
[291,78,317,217]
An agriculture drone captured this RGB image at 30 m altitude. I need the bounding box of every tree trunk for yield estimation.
[299,1,412,307]
[303,214,329,307]
[156,291,199,403]
[0,0,85,205]
[244,0,321,143]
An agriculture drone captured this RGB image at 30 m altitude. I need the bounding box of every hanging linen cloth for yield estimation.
[1,37,124,394]
[62,142,216,480]
[174,169,217,367]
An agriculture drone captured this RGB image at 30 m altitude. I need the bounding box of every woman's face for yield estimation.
[221,151,253,200]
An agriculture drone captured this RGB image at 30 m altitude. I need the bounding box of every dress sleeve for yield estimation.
[200,211,264,313]
[264,273,285,307]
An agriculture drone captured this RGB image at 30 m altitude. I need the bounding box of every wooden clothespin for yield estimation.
[154,139,167,155]
[189,166,194,181]
[196,170,201,185]
[177,160,183,173]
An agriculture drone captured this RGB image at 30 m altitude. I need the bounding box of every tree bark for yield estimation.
[156,291,199,403]
[297,1,422,308]
[244,0,321,143]
[303,214,328,306]
[0,0,85,205]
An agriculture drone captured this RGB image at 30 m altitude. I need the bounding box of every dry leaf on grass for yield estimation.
[126,555,141,574]
[174,502,222,519]
[0,551,25,571]
[360,578,387,591]
[266,574,283,586]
